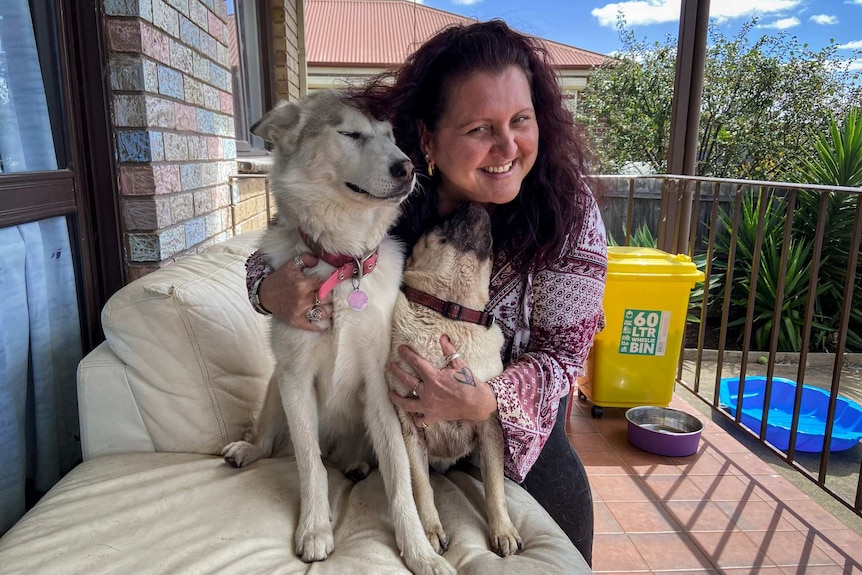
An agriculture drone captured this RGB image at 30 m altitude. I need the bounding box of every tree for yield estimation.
[578,19,862,180]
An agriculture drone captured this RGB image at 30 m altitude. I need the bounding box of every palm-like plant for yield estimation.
[792,107,862,351]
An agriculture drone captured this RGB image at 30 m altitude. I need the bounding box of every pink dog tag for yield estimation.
[348,289,368,311]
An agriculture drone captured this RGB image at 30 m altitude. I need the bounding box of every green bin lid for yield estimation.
[607,246,704,282]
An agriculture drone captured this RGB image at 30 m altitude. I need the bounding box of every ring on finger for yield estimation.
[305,305,323,322]
[294,255,307,270]
[444,352,461,365]
[410,381,420,399]
[421,418,428,429]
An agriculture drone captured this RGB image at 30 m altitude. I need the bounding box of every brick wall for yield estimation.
[105,0,237,280]
[272,0,304,102]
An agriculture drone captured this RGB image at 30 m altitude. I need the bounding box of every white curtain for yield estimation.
[0,0,82,534]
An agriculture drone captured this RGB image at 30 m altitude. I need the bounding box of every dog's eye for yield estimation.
[338,131,362,141]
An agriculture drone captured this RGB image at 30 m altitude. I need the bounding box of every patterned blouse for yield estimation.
[487,195,607,482]
[244,195,607,483]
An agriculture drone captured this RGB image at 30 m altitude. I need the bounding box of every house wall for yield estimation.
[104,0,237,280]
[272,0,305,101]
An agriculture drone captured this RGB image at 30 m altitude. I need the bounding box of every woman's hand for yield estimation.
[388,335,498,427]
[258,254,333,332]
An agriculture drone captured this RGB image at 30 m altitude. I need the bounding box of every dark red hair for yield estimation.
[356,19,596,270]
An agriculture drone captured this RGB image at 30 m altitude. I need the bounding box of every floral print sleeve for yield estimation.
[485,195,607,482]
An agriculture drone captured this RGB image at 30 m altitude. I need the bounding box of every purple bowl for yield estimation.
[626,406,704,457]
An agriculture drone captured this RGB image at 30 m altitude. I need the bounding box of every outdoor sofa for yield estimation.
[0,231,590,574]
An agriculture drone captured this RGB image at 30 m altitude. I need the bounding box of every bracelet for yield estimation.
[249,277,273,316]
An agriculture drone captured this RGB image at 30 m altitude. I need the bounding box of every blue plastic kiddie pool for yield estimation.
[719,376,862,452]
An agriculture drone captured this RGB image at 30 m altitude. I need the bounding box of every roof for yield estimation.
[305,0,609,70]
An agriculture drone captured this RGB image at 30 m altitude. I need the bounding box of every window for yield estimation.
[226,0,275,154]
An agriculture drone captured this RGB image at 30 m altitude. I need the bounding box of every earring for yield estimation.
[424,153,435,177]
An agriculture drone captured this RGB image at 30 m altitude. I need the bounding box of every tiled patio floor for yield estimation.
[568,392,862,574]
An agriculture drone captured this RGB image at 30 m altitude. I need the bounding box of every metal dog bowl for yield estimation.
[626,406,704,457]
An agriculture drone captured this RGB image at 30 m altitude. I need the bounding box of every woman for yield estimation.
[246,20,606,565]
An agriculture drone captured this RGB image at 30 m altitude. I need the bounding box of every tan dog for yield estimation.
[222,91,455,575]
[388,203,523,557]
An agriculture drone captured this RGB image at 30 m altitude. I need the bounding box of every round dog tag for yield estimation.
[348,289,368,311]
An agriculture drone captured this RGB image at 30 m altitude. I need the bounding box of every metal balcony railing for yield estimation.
[594,174,862,518]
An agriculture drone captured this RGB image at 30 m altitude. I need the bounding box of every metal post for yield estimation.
[659,0,710,253]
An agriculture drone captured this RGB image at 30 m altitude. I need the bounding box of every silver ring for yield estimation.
[444,352,461,364]
[410,382,420,399]
[294,255,307,270]
[421,419,428,429]
[305,305,323,322]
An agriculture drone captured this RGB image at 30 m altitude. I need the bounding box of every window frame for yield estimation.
[230,0,276,156]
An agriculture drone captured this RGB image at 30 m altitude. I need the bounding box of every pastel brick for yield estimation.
[221,137,236,160]
[184,77,204,105]
[196,109,215,134]
[157,65,184,99]
[200,162,220,187]
[165,0,189,18]
[119,165,156,196]
[180,163,202,190]
[193,187,214,214]
[117,130,153,162]
[171,193,195,221]
[113,94,147,127]
[187,135,209,160]
[184,216,206,246]
[174,102,197,131]
[207,136,221,159]
[105,0,153,20]
[108,20,143,52]
[170,40,194,75]
[109,56,145,91]
[159,225,187,258]
[189,0,209,29]
[199,33,217,61]
[203,84,219,111]
[204,207,231,237]
[219,91,233,114]
[231,194,267,224]
[163,132,189,161]
[153,164,181,193]
[140,23,170,64]
[193,53,210,83]
[152,0,180,38]
[212,183,231,209]
[145,95,177,128]
[180,16,201,51]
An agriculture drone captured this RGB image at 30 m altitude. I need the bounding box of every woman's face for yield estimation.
[421,66,539,213]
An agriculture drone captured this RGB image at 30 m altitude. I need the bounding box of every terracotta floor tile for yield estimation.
[663,500,737,533]
[594,501,624,534]
[768,499,850,532]
[746,530,837,567]
[621,452,682,476]
[591,533,650,573]
[605,500,682,533]
[568,431,614,453]
[808,529,862,568]
[688,530,778,569]
[714,500,800,531]
[591,474,656,502]
[747,473,811,501]
[700,431,752,454]
[639,474,706,501]
[781,566,859,575]
[628,532,714,571]
[689,474,763,502]
[580,450,631,475]
[566,414,598,434]
[672,451,736,476]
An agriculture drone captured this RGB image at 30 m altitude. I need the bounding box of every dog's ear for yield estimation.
[251,101,302,143]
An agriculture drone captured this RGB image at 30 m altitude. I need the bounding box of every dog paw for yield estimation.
[425,525,449,555]
[491,526,523,557]
[344,461,371,482]
[295,527,334,563]
[221,441,263,468]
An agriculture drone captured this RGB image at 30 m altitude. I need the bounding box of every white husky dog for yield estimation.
[222,91,455,575]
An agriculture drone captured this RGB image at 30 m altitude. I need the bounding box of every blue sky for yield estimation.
[414,0,862,68]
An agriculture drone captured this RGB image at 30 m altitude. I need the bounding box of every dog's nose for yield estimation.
[390,159,414,182]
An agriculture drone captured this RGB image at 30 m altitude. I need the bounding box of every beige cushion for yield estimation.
[100,232,273,455]
[0,453,590,574]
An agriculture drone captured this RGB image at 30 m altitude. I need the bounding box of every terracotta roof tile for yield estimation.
[306,0,609,69]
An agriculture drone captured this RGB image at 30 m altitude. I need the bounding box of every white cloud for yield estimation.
[847,0,862,5]
[760,16,800,29]
[849,60,862,70]
[838,39,862,49]
[810,14,838,25]
[592,0,802,28]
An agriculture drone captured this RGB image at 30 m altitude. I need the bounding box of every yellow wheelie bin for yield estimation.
[577,247,705,418]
